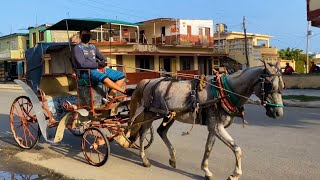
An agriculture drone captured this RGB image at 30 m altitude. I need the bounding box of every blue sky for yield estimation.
[1,0,319,53]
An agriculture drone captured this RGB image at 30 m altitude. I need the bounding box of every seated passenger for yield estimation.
[73,29,127,97]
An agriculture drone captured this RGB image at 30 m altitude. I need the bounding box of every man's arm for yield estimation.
[73,45,98,69]
[96,48,106,62]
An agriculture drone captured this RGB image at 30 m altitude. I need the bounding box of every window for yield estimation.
[116,55,123,71]
[180,56,194,70]
[39,31,45,42]
[32,33,36,47]
[135,55,154,72]
[10,40,17,50]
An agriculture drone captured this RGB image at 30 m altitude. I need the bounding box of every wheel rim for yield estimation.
[82,128,109,166]
[134,126,154,150]
[10,96,40,149]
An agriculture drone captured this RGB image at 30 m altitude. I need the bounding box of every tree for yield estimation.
[278,48,313,74]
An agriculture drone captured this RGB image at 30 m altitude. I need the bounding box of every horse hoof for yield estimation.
[227,175,238,180]
[205,175,215,180]
[143,163,151,167]
[169,159,176,168]
[142,159,151,168]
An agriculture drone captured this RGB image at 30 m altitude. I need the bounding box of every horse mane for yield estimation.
[228,66,264,78]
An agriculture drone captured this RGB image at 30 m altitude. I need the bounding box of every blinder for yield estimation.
[257,70,284,107]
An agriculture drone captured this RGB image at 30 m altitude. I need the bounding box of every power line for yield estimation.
[67,0,147,20]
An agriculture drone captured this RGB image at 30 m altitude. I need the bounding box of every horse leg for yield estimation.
[157,118,176,168]
[201,131,216,180]
[215,123,242,180]
[139,114,153,167]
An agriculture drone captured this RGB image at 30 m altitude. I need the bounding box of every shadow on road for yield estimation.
[46,132,203,179]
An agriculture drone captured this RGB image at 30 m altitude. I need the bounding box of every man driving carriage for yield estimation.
[73,29,131,98]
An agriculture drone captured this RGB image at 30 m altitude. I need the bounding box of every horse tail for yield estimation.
[114,79,151,148]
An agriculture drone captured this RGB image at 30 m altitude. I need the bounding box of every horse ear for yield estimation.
[260,59,272,73]
[275,61,281,70]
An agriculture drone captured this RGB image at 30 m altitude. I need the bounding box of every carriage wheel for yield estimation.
[82,127,110,166]
[9,96,40,149]
[133,126,154,150]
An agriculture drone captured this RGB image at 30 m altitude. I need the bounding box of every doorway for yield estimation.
[198,57,213,75]
[163,58,171,72]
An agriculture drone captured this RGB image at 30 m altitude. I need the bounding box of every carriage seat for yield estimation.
[40,74,77,98]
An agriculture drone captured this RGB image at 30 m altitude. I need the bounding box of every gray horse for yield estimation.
[124,61,284,180]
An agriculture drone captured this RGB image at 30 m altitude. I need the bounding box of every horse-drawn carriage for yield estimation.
[9,19,154,167]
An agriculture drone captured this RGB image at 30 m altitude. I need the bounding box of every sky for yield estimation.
[0,0,319,53]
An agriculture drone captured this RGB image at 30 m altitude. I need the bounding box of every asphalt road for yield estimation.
[0,89,320,180]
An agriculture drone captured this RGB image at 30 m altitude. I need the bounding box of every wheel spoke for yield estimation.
[29,123,38,132]
[13,106,22,119]
[84,137,93,146]
[94,148,106,158]
[25,124,36,141]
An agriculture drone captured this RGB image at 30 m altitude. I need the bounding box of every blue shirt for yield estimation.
[73,43,106,69]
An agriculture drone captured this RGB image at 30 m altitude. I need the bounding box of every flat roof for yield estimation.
[0,33,28,40]
[46,18,141,31]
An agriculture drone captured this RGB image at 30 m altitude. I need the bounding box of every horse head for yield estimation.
[253,60,284,119]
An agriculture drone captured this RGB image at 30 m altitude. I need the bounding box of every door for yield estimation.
[163,58,171,72]
[161,26,166,36]
[32,33,37,47]
[187,25,192,41]
[199,28,203,45]
[205,27,211,45]
[139,30,145,43]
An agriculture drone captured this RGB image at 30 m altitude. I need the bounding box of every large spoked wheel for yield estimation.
[82,127,110,166]
[9,96,40,149]
[133,126,154,150]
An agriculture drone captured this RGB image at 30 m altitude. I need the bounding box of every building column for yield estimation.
[175,56,180,71]
[154,55,160,71]
[194,56,199,70]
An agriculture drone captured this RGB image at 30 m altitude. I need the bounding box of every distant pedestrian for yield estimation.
[283,63,294,75]
[309,62,320,73]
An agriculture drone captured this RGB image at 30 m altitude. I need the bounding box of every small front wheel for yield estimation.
[82,127,110,166]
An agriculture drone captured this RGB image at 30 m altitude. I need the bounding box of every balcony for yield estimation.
[0,50,25,60]
[147,34,214,47]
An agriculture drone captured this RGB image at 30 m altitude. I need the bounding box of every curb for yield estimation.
[0,85,319,108]
[0,86,22,90]
[247,99,320,108]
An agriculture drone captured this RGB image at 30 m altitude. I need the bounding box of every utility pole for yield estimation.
[306,21,311,73]
[243,16,249,67]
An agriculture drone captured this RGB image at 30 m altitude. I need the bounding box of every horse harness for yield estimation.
[255,69,284,107]
[147,75,208,127]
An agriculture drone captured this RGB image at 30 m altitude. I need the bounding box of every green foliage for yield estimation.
[278,48,315,74]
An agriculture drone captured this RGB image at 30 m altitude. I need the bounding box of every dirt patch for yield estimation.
[0,142,69,179]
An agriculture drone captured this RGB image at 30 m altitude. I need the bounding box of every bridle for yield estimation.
[257,69,284,108]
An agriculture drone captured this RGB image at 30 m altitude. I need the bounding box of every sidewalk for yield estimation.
[249,89,320,108]
[1,82,319,108]
[0,83,22,90]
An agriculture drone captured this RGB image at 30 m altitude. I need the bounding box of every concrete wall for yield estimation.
[283,75,320,89]
[179,19,214,36]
